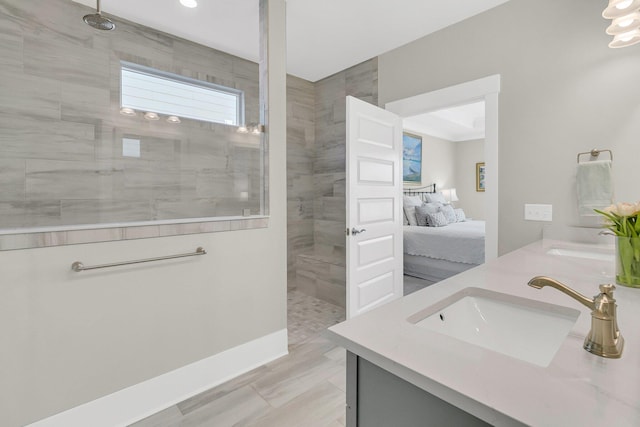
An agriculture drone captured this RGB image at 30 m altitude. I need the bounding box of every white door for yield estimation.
[346,96,403,319]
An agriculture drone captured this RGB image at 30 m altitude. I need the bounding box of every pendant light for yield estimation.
[603,0,640,48]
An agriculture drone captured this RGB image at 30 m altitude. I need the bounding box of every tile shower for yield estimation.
[0,0,263,233]
[287,58,379,307]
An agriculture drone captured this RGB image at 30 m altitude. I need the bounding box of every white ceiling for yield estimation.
[73,0,511,82]
[403,101,486,142]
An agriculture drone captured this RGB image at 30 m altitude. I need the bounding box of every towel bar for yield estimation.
[71,247,207,272]
[577,149,613,163]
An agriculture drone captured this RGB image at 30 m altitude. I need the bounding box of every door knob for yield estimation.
[351,227,366,235]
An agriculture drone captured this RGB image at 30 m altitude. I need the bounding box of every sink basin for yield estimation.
[408,288,580,367]
[546,247,614,262]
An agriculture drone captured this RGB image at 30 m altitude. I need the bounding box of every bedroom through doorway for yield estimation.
[386,75,501,293]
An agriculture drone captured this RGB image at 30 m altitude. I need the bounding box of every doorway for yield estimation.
[385,75,501,261]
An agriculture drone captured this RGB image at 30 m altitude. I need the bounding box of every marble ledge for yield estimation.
[0,216,269,251]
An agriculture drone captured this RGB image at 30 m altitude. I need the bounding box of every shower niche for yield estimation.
[0,0,267,248]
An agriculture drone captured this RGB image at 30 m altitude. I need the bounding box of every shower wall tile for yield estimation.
[0,114,96,161]
[25,159,119,201]
[0,0,262,232]
[122,165,197,199]
[110,26,175,67]
[0,200,61,228]
[0,16,23,72]
[60,199,153,225]
[23,34,110,89]
[0,160,25,202]
[313,58,378,274]
[196,171,237,198]
[154,197,220,220]
[0,72,61,120]
[60,81,111,121]
[287,75,316,282]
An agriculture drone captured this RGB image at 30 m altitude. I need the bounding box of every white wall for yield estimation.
[380,0,640,253]
[408,131,456,190]
[454,139,485,220]
[0,1,288,425]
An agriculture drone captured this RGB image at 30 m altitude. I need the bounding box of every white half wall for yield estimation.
[0,1,288,426]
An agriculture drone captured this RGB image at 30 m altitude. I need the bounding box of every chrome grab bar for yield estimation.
[71,247,207,272]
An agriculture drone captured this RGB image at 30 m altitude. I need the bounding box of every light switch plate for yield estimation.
[524,204,553,222]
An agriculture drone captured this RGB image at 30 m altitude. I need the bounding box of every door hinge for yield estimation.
[346,228,350,236]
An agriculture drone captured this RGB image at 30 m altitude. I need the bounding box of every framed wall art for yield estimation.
[476,162,485,192]
[402,132,422,183]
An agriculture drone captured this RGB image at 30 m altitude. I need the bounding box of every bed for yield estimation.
[403,185,485,283]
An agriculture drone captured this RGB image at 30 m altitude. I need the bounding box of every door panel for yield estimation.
[358,235,395,267]
[358,198,394,224]
[346,96,403,319]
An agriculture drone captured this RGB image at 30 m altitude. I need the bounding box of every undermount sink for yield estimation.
[408,288,580,367]
[546,247,614,262]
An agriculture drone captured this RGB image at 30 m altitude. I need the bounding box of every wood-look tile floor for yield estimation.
[130,290,347,427]
[130,277,431,427]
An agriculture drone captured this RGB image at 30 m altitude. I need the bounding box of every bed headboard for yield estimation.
[403,183,437,202]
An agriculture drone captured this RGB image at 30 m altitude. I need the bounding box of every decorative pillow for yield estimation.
[454,208,466,222]
[440,204,457,223]
[415,202,443,226]
[425,211,449,227]
[424,192,447,205]
[403,196,423,226]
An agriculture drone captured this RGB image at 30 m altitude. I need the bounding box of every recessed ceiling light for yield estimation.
[144,112,160,121]
[120,107,136,116]
[166,115,181,124]
[180,0,198,8]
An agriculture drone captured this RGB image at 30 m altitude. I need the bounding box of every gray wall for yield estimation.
[379,0,640,254]
[0,0,261,230]
[0,0,288,425]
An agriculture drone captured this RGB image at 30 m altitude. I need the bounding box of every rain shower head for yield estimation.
[83,0,115,31]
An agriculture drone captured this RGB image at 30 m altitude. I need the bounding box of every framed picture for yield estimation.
[476,162,486,192]
[402,133,422,183]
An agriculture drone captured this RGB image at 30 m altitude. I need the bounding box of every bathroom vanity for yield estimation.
[328,236,640,426]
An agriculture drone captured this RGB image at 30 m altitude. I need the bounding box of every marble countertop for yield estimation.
[327,237,640,426]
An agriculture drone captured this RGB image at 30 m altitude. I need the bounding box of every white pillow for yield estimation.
[424,192,447,205]
[415,203,443,226]
[425,211,449,227]
[440,204,457,223]
[454,208,466,222]
[403,196,423,226]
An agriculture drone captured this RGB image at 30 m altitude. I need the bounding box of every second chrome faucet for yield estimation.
[528,276,624,359]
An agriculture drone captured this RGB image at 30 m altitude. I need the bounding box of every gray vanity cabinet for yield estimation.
[346,352,492,427]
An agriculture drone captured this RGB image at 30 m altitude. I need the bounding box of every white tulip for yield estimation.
[616,202,638,217]
[603,204,618,215]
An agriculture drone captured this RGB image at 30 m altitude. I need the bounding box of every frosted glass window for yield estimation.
[121,62,244,125]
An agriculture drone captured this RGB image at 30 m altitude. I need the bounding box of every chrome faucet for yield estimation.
[528,276,624,358]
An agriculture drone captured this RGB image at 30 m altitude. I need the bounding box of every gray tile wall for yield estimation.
[0,0,262,230]
[312,58,378,264]
[287,59,378,303]
[286,75,315,284]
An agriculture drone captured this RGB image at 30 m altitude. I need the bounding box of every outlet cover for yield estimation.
[524,204,552,222]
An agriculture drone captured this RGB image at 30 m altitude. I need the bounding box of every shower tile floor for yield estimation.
[130,277,431,427]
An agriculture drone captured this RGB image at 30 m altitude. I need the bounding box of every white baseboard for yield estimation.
[27,329,288,427]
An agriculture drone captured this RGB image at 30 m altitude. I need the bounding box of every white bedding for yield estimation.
[403,220,485,265]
